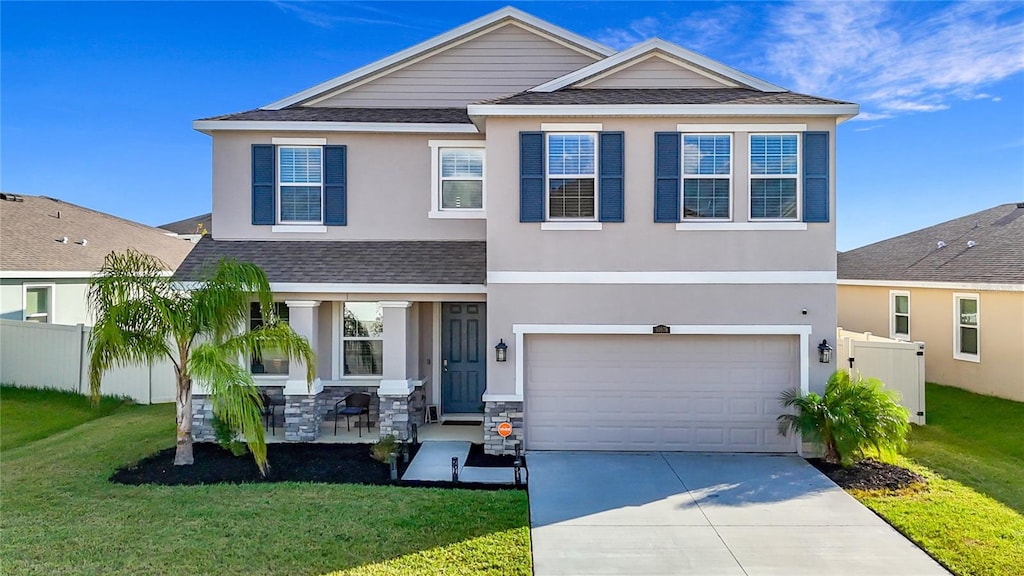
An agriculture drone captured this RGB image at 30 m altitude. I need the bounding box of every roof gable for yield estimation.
[530,38,786,93]
[578,53,738,89]
[263,7,614,110]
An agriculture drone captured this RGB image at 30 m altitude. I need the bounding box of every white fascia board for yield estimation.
[192,120,479,134]
[1,270,173,279]
[267,282,487,294]
[512,324,813,336]
[488,270,837,285]
[530,38,786,93]
[261,7,615,110]
[467,104,860,118]
[838,279,1024,293]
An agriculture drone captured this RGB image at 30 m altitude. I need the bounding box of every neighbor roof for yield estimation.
[479,88,853,106]
[159,212,212,236]
[175,238,486,285]
[197,107,472,124]
[0,193,195,274]
[838,203,1024,285]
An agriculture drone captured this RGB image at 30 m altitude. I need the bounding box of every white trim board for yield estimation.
[262,7,614,110]
[676,123,807,132]
[1,270,173,279]
[193,121,479,134]
[675,222,807,231]
[838,279,1024,293]
[488,270,836,285]
[506,323,814,401]
[267,282,487,294]
[468,104,860,120]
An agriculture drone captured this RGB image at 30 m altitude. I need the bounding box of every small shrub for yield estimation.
[777,370,910,466]
[211,414,249,457]
[371,435,399,463]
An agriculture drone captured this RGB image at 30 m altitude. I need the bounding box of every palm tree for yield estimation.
[777,370,910,466]
[88,249,315,473]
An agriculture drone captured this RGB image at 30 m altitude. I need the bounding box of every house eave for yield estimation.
[192,120,480,135]
[838,279,1024,293]
[467,103,861,119]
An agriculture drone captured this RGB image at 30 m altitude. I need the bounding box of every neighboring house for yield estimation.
[180,7,859,453]
[159,212,212,243]
[838,203,1024,402]
[0,193,195,326]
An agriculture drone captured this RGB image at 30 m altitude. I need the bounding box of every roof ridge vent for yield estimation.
[57,236,68,244]
[0,193,23,202]
[936,240,947,248]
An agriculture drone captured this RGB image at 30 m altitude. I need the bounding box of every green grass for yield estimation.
[1,401,531,575]
[851,383,1024,576]
[0,385,129,450]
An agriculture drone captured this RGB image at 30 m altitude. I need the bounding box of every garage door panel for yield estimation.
[525,334,799,452]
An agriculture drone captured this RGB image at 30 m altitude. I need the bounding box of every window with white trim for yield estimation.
[439,148,484,210]
[682,134,731,219]
[547,133,597,220]
[954,294,980,361]
[24,285,52,323]
[343,302,383,376]
[890,291,910,340]
[278,146,323,223]
[750,134,799,219]
[249,302,289,375]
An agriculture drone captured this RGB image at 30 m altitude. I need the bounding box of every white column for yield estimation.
[378,301,414,395]
[284,300,322,395]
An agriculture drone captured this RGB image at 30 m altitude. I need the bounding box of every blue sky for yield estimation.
[2,1,1022,250]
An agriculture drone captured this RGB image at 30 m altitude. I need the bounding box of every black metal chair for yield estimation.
[334,393,372,436]
[259,391,285,435]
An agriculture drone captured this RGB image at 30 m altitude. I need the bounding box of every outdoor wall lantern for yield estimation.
[818,339,833,364]
[495,339,508,362]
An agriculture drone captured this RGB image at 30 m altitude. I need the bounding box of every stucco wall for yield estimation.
[0,279,93,326]
[838,284,1024,401]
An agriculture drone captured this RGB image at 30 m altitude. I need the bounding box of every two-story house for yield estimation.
[179,7,858,453]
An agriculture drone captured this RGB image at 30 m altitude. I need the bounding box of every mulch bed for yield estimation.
[810,458,926,491]
[110,442,524,491]
[464,443,524,468]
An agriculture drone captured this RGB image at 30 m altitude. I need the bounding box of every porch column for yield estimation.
[283,300,322,441]
[378,301,416,440]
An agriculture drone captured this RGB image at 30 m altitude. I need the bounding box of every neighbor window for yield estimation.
[343,302,383,376]
[278,146,323,223]
[249,302,289,375]
[750,134,799,219]
[890,291,910,340]
[24,285,52,323]
[547,133,596,219]
[439,148,484,210]
[954,294,980,361]
[682,134,731,219]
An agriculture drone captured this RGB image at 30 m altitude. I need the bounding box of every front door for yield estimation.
[441,303,486,414]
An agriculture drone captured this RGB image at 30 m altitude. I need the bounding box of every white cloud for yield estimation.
[594,5,749,53]
[272,1,422,30]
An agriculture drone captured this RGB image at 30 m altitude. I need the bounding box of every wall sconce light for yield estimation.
[818,339,833,364]
[495,339,508,362]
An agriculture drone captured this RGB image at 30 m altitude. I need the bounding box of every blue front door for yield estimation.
[442,303,486,414]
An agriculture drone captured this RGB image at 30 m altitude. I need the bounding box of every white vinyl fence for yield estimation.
[837,327,926,425]
[0,319,176,403]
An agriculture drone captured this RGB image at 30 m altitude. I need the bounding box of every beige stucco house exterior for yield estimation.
[838,204,1024,402]
[181,7,859,453]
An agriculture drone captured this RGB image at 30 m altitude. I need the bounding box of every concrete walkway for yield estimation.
[528,452,949,576]
[402,441,470,482]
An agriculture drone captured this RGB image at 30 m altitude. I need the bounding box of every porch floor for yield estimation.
[261,421,484,444]
[417,422,484,443]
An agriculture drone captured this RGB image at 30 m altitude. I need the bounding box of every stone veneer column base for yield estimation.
[378,388,426,442]
[190,396,217,442]
[484,400,524,455]
[284,394,322,441]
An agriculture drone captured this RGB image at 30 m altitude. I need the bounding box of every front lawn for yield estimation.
[851,383,1024,576]
[0,385,128,450]
[1,400,531,575]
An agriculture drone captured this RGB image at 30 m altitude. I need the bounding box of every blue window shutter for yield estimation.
[599,131,625,222]
[251,144,275,225]
[654,132,680,222]
[803,132,829,223]
[520,132,545,222]
[323,145,347,226]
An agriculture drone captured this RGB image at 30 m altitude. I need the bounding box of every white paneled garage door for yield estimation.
[525,334,799,452]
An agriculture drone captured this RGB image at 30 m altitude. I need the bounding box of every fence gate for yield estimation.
[837,328,926,425]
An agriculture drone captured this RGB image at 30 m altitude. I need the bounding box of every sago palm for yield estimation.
[777,370,910,466]
[88,249,315,473]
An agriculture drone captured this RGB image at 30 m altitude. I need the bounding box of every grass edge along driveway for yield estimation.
[1,395,531,576]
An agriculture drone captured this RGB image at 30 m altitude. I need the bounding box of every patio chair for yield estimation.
[259,391,285,435]
[334,393,372,437]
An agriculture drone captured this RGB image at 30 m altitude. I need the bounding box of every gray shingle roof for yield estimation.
[481,88,853,106]
[175,237,486,285]
[0,193,195,273]
[159,213,212,236]
[199,107,472,124]
[838,203,1024,284]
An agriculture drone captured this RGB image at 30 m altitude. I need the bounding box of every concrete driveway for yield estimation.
[528,452,948,576]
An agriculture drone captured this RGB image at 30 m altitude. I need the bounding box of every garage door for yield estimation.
[525,334,799,452]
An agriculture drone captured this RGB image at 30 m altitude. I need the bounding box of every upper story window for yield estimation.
[24,285,52,323]
[547,133,597,220]
[440,148,484,210]
[954,294,980,362]
[890,291,910,340]
[682,134,731,219]
[750,134,799,220]
[343,302,383,376]
[250,302,290,375]
[278,146,323,223]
